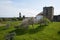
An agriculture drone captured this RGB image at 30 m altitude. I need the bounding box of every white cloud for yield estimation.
[54,9,60,15]
[18,8,41,17]
[0,0,19,17]
[0,0,60,17]
[0,0,41,17]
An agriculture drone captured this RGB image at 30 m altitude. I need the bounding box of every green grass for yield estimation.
[15,22,60,40]
[0,21,60,40]
[0,21,21,40]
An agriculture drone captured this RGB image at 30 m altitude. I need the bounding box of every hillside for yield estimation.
[0,21,60,40]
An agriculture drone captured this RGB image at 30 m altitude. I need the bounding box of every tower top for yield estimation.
[19,12,21,18]
[43,6,54,9]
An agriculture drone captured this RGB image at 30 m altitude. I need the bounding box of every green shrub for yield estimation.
[39,17,51,26]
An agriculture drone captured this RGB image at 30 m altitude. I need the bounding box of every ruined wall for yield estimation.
[43,6,54,21]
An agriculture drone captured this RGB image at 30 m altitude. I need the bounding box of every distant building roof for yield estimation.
[36,12,43,16]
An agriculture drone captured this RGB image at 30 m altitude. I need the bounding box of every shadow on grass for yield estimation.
[0,26,7,31]
[10,25,47,35]
[58,31,60,35]
[14,29,27,35]
[28,25,46,34]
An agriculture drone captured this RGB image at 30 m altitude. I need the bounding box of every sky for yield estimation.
[0,0,60,17]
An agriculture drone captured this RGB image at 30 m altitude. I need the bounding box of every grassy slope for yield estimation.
[0,21,21,40]
[15,22,60,40]
[0,22,60,40]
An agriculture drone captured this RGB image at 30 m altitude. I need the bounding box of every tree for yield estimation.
[15,17,34,30]
[28,17,34,29]
[43,17,51,26]
[23,15,25,19]
[20,19,29,29]
[38,17,50,26]
[0,18,3,22]
[12,17,18,21]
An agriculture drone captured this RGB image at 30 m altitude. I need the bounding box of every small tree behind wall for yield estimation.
[38,17,51,26]
[28,17,34,29]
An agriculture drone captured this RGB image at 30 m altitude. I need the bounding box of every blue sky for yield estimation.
[0,0,60,17]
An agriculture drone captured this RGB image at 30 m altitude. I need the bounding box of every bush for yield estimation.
[0,18,3,22]
[28,17,34,28]
[15,19,29,30]
[38,17,51,26]
[15,18,34,30]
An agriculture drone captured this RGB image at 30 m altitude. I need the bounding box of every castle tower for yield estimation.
[43,6,54,21]
[19,12,21,18]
